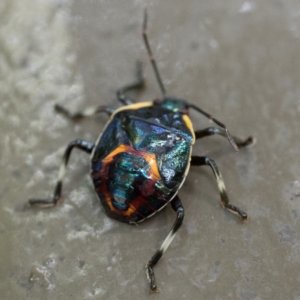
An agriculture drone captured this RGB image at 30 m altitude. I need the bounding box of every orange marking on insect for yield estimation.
[99,181,142,218]
[100,144,162,218]
[182,114,195,144]
[102,144,161,180]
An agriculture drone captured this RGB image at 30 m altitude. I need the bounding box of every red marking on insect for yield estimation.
[139,179,156,197]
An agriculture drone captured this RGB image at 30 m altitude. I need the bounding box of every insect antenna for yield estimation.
[143,9,167,97]
[189,104,240,152]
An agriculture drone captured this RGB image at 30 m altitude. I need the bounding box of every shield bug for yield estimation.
[28,10,254,293]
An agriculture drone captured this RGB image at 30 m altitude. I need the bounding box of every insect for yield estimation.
[28,10,254,293]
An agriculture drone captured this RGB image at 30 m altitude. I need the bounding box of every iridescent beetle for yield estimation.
[28,10,254,293]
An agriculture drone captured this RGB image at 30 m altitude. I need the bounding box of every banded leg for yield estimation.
[116,61,145,105]
[189,104,241,152]
[146,196,184,293]
[195,127,254,149]
[191,156,248,221]
[54,104,114,121]
[29,139,94,207]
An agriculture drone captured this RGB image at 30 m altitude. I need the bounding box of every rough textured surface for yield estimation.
[1,0,300,299]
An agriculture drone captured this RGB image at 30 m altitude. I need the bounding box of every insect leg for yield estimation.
[142,9,166,97]
[146,195,184,293]
[189,104,241,152]
[191,156,248,221]
[195,127,254,149]
[116,61,145,105]
[54,104,114,121]
[28,139,94,207]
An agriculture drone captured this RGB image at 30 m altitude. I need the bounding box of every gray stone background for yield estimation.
[1,0,300,299]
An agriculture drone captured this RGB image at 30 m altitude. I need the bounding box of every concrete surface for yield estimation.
[1,0,300,299]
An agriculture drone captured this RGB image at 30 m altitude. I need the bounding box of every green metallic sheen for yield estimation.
[91,99,194,223]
